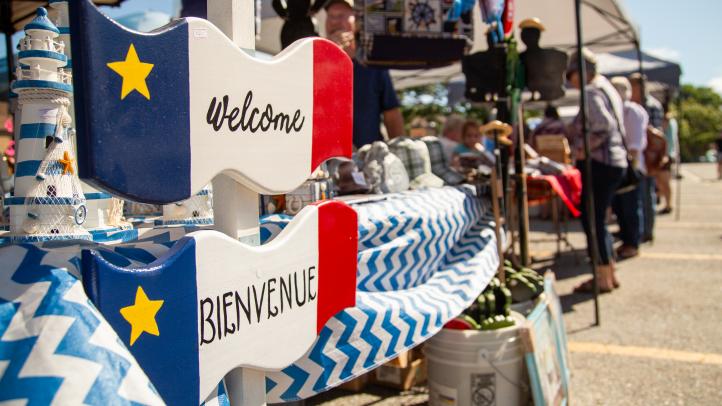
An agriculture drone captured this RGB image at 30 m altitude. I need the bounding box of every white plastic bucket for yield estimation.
[425,312,528,406]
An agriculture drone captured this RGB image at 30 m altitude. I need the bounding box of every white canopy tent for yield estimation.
[389,0,640,89]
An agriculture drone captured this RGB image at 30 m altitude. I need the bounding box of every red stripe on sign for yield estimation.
[311,39,353,171]
[314,200,357,333]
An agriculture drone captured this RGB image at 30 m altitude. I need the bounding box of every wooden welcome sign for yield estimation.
[82,200,357,404]
[69,0,357,404]
[69,0,352,204]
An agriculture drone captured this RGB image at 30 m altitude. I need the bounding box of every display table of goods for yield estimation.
[0,186,501,404]
[0,1,500,403]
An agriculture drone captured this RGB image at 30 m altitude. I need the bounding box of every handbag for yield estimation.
[644,126,669,177]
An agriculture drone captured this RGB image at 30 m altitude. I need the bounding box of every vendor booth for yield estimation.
[0,0,582,405]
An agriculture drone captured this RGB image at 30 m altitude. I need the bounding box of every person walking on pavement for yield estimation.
[567,49,627,293]
[629,73,660,241]
[610,77,648,260]
[657,111,680,214]
[716,133,722,180]
[324,0,405,148]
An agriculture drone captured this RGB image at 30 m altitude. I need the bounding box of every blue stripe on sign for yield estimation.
[20,123,57,139]
[58,27,70,34]
[15,160,42,177]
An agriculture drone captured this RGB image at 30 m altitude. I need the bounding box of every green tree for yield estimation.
[677,84,722,161]
[397,84,489,134]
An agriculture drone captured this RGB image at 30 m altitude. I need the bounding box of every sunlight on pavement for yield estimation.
[569,341,722,366]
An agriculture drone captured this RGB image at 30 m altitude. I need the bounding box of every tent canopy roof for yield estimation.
[513,0,637,52]
[257,0,644,90]
[256,0,638,55]
[394,48,682,92]
[596,49,681,89]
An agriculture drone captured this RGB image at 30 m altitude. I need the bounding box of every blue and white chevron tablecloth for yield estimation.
[0,186,499,404]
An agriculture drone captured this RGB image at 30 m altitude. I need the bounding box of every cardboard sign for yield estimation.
[69,0,352,204]
[81,201,357,404]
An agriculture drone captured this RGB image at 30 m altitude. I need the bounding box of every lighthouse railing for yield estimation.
[19,37,66,54]
[15,66,72,84]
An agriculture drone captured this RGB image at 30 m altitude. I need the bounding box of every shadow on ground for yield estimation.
[305,384,429,406]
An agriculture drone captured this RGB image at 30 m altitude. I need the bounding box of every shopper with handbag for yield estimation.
[566,49,628,293]
[610,76,648,260]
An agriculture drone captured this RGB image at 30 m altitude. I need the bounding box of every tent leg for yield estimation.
[3,31,11,87]
[515,103,530,266]
[575,0,601,327]
[2,0,15,88]
[674,97,682,221]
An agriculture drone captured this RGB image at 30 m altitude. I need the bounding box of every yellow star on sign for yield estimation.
[107,44,154,100]
[58,151,74,175]
[120,286,164,346]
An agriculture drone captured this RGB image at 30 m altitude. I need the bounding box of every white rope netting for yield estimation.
[163,186,214,224]
[20,90,90,238]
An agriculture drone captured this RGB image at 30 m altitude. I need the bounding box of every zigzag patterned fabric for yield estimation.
[0,186,498,404]
[263,187,499,401]
[0,244,164,405]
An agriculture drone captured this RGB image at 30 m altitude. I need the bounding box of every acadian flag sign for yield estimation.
[82,201,358,404]
[69,0,353,204]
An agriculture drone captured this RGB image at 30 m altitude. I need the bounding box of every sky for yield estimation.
[3,0,722,92]
[622,0,722,93]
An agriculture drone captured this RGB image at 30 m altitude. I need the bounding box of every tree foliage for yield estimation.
[397,84,489,134]
[677,84,722,161]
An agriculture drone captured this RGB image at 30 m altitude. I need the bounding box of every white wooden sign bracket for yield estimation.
[207,0,266,404]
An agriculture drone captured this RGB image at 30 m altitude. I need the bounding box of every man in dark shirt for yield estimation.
[324,0,405,148]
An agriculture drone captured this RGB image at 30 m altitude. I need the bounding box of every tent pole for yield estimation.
[634,39,647,106]
[674,94,682,221]
[2,0,14,88]
[3,31,11,91]
[574,0,601,326]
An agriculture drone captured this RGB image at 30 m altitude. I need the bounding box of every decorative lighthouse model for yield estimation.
[8,8,90,241]
[162,185,214,225]
[49,0,127,232]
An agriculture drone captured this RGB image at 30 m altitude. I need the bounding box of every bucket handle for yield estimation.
[476,337,513,363]
[477,346,529,393]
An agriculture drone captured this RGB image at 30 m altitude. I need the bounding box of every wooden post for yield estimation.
[206,1,265,404]
[491,163,505,283]
[515,103,530,266]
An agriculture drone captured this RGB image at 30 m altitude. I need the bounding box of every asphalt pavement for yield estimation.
[553,162,722,405]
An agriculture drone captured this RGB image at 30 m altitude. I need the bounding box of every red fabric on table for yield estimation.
[528,167,582,217]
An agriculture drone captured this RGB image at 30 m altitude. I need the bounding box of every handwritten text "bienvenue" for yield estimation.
[198,266,316,346]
